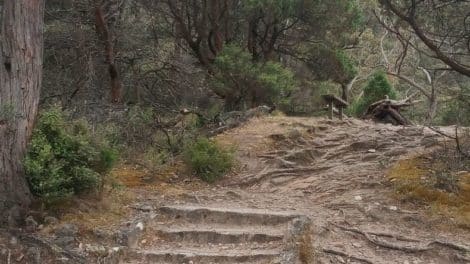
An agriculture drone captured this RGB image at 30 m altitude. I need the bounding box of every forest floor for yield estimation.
[2,115,470,264]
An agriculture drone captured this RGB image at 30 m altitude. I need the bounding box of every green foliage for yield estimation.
[183,137,234,183]
[335,50,358,81]
[213,44,297,110]
[351,71,397,116]
[24,107,118,204]
[244,0,300,17]
[440,85,470,126]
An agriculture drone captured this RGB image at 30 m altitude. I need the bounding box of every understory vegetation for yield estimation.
[184,137,234,183]
[24,107,118,205]
[389,131,470,227]
[350,71,398,116]
[24,105,237,206]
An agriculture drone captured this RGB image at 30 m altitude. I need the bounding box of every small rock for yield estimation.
[85,244,107,256]
[354,195,363,201]
[116,222,145,248]
[225,190,242,199]
[93,228,108,239]
[135,222,144,231]
[389,206,398,211]
[9,236,18,245]
[367,149,376,153]
[55,223,78,237]
[54,236,75,248]
[77,203,91,213]
[137,205,153,212]
[288,129,302,139]
[26,247,41,264]
[352,242,362,248]
[44,216,59,225]
[111,247,120,253]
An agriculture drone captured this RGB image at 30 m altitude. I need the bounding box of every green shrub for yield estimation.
[351,71,397,116]
[183,137,234,183]
[24,107,118,204]
[212,44,297,110]
[439,85,470,126]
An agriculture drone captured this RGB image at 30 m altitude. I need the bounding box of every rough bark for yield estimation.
[0,0,45,225]
[168,0,230,66]
[94,2,122,103]
[425,92,437,125]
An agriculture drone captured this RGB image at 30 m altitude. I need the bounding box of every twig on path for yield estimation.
[322,248,374,264]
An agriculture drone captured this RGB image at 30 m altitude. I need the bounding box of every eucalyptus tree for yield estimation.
[0,0,46,225]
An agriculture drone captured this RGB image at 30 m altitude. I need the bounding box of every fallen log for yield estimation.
[363,98,419,125]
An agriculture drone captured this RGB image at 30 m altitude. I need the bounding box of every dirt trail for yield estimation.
[9,115,468,264]
[132,115,469,264]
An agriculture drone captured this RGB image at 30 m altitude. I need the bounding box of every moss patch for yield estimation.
[388,155,470,228]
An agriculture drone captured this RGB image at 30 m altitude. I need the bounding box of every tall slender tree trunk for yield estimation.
[95,2,122,103]
[0,0,45,225]
[425,87,438,125]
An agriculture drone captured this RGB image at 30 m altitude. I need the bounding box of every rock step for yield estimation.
[127,248,280,264]
[158,204,300,226]
[150,224,285,244]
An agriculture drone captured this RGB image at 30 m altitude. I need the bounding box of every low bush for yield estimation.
[24,107,118,204]
[350,71,397,116]
[183,137,234,183]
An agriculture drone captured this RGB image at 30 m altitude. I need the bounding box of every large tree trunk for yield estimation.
[0,0,45,225]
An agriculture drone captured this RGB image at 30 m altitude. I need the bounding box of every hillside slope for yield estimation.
[3,116,469,264]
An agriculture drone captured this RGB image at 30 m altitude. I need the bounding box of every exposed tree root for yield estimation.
[19,234,86,264]
[334,224,470,254]
[322,248,374,264]
[235,165,333,186]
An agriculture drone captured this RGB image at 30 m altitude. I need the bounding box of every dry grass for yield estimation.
[298,231,315,264]
[44,160,199,236]
[388,155,470,228]
[111,164,151,187]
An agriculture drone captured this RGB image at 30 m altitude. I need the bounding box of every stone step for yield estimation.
[126,247,281,264]
[158,204,300,226]
[150,224,285,244]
